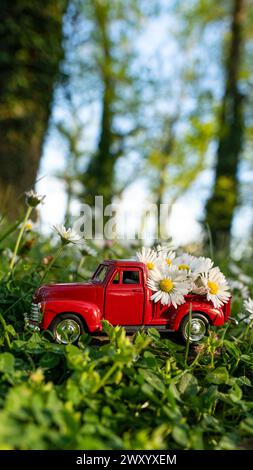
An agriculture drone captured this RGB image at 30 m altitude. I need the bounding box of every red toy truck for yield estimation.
[28,259,232,344]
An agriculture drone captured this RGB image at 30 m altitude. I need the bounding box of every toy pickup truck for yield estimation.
[28,259,232,344]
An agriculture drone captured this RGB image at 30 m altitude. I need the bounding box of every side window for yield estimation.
[122,270,140,285]
[112,272,120,284]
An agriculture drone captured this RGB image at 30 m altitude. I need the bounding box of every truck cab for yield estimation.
[28,260,231,344]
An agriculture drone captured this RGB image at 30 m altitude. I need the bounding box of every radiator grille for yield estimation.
[24,302,43,330]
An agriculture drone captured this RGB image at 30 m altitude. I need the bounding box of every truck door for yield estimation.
[105,268,144,325]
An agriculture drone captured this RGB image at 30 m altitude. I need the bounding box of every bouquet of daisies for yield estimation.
[136,245,231,309]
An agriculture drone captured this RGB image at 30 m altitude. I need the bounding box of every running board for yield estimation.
[122,325,173,333]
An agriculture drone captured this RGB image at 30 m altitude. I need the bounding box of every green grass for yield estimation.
[0,220,253,450]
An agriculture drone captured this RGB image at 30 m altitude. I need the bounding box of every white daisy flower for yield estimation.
[174,253,213,276]
[239,273,252,285]
[147,265,192,308]
[237,312,253,325]
[237,298,253,325]
[53,224,85,246]
[156,242,175,255]
[156,246,176,267]
[229,262,242,276]
[229,279,249,299]
[193,256,213,275]
[18,219,34,231]
[244,297,253,315]
[24,219,34,232]
[173,253,196,272]
[25,190,46,207]
[80,244,97,257]
[200,267,231,308]
[136,246,159,271]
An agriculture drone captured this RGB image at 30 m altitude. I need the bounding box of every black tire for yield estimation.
[179,313,209,343]
[49,313,85,345]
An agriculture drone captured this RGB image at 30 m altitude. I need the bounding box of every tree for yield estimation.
[204,0,247,251]
[146,114,214,239]
[141,20,216,241]
[0,0,68,219]
[70,0,142,209]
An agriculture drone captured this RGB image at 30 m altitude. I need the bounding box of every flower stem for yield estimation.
[40,244,64,283]
[77,255,86,275]
[9,206,33,274]
[92,362,118,394]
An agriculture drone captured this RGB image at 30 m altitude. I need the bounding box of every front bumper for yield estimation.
[24,302,43,331]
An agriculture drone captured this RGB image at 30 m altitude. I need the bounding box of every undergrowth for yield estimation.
[0,217,253,450]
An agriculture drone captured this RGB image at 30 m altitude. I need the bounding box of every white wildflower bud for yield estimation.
[53,224,85,246]
[25,190,45,208]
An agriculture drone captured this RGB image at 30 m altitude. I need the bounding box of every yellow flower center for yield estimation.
[166,258,172,266]
[208,280,219,295]
[178,264,190,271]
[159,279,174,293]
[25,222,33,231]
[146,262,154,270]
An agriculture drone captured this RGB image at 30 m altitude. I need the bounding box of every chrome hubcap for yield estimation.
[185,318,206,342]
[55,319,81,344]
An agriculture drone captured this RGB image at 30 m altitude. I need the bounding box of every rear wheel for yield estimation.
[179,313,209,343]
[50,313,84,345]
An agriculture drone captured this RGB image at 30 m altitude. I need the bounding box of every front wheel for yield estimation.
[179,313,209,343]
[50,313,85,344]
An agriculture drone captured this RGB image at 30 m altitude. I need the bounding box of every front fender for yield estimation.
[167,301,225,331]
[40,300,102,333]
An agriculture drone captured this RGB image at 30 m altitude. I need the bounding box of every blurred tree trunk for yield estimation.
[204,0,246,252]
[79,0,141,212]
[81,0,116,210]
[0,0,68,219]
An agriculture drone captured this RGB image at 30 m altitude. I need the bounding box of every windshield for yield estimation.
[93,265,109,283]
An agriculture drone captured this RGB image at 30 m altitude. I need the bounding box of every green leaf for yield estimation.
[141,383,160,403]
[237,376,251,387]
[142,351,157,368]
[240,418,253,436]
[39,353,61,369]
[223,340,240,359]
[102,320,114,336]
[138,368,165,394]
[229,384,242,403]
[0,353,15,374]
[240,355,251,363]
[6,324,16,338]
[147,328,160,339]
[206,367,229,385]
[190,427,204,450]
[172,425,189,448]
[168,381,182,403]
[218,434,239,450]
[177,373,198,398]
[66,344,88,369]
